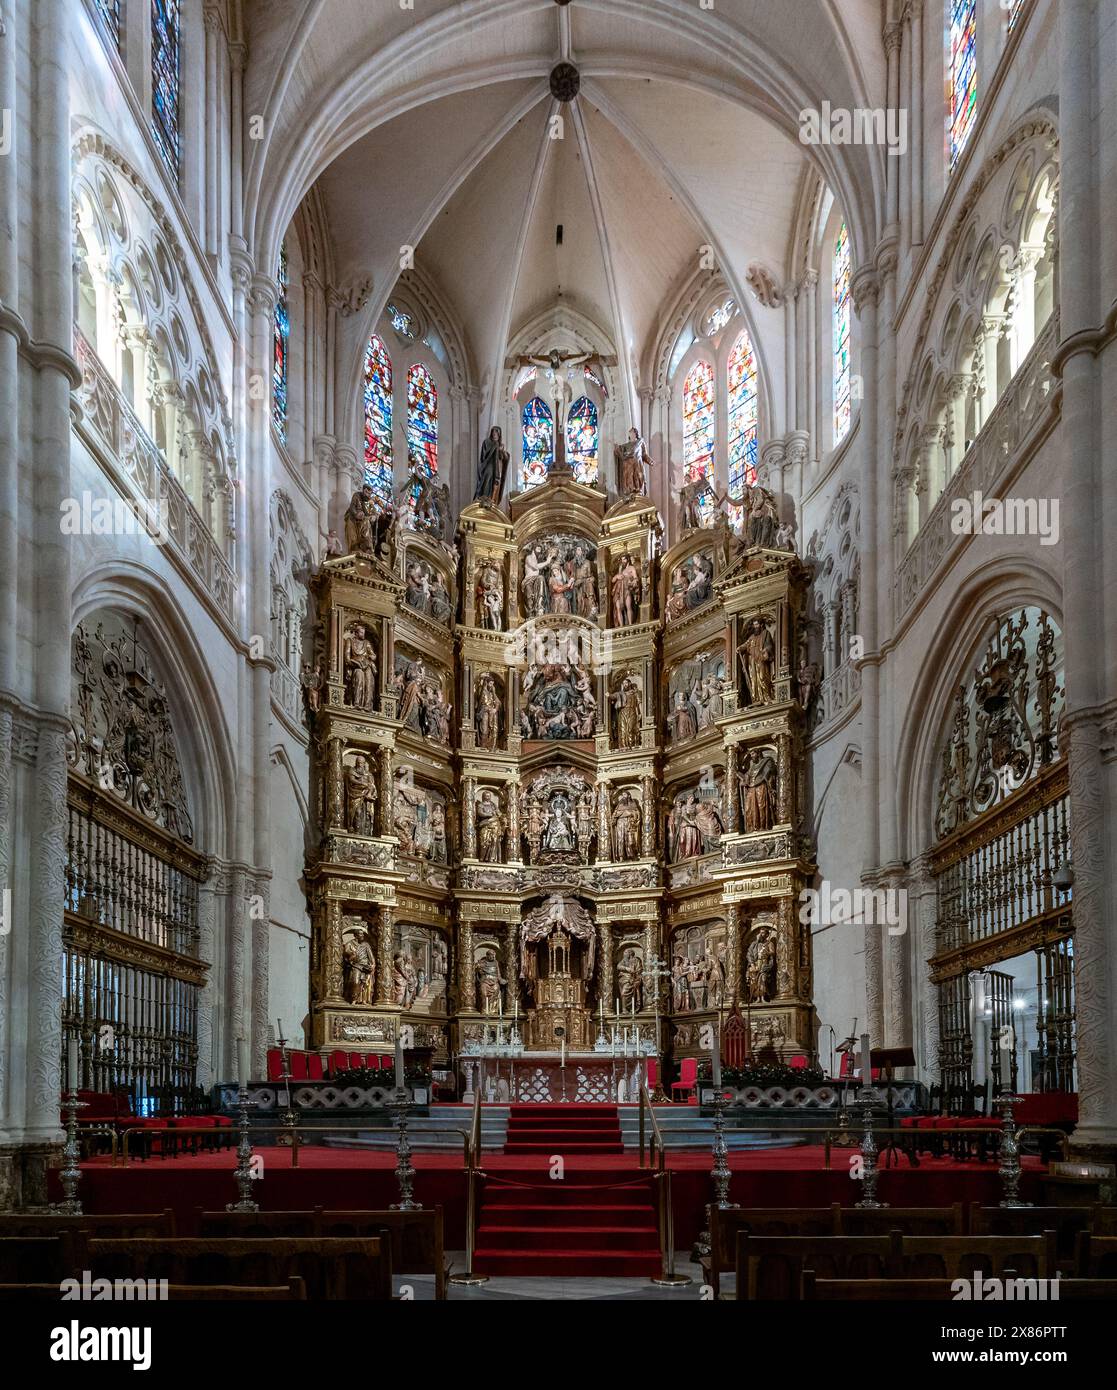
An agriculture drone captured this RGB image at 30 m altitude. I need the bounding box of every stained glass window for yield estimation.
[949,0,978,169]
[388,302,416,339]
[151,0,181,178]
[833,220,852,444]
[704,297,736,337]
[363,334,393,501]
[727,330,759,516]
[406,364,438,477]
[96,0,121,44]
[566,396,599,485]
[682,360,716,526]
[521,397,554,490]
[272,242,290,442]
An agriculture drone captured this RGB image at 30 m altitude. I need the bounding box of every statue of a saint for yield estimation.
[610,789,641,861]
[738,617,775,706]
[343,931,376,1005]
[745,928,777,1003]
[476,789,505,863]
[611,677,642,750]
[745,484,779,549]
[613,427,652,497]
[617,948,644,1013]
[610,553,641,628]
[474,426,510,504]
[521,545,552,617]
[739,748,777,832]
[477,562,504,631]
[543,792,575,854]
[475,949,506,1016]
[344,754,378,835]
[344,624,377,710]
[475,673,503,751]
[522,789,546,864]
[572,545,597,620]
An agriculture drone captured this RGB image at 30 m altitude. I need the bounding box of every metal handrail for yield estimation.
[639,1084,666,1172]
[116,1120,476,1167]
[451,1090,489,1286]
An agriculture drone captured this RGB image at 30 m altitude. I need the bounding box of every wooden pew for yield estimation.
[0,1277,306,1300]
[0,1211,176,1239]
[0,1234,75,1284]
[735,1232,899,1300]
[315,1209,448,1300]
[898,1232,1055,1280]
[74,1236,392,1301]
[840,1204,964,1236]
[1075,1232,1117,1276]
[195,1210,319,1238]
[705,1206,841,1299]
[969,1204,1090,1271]
[804,1272,1117,1301]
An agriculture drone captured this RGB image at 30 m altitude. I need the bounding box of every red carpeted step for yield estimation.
[505,1127,623,1140]
[475,1223,659,1252]
[507,1117,623,1129]
[482,1183,654,1206]
[504,1142,625,1154]
[481,1203,653,1224]
[471,1248,661,1277]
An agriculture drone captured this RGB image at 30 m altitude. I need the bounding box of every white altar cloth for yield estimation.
[459,1049,649,1104]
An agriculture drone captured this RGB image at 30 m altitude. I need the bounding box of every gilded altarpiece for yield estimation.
[306,469,818,1077]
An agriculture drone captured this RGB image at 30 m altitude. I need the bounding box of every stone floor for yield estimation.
[399,1254,709,1301]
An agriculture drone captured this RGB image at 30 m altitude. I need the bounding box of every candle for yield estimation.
[514,996,519,1025]
[860,1033,871,1085]
[499,994,503,1020]
[394,1035,405,1091]
[615,997,620,1021]
[236,1036,248,1091]
[999,1046,1013,1092]
[712,1028,722,1089]
[631,996,635,1018]
[68,1037,79,1092]
[277,1018,285,1042]
[560,1038,566,1067]
[599,997,604,1024]
[623,1029,629,1058]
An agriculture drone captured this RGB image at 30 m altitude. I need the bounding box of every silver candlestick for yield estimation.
[226,1087,259,1213]
[855,1082,887,1209]
[692,1086,737,1261]
[277,1034,299,1147]
[997,1090,1031,1208]
[52,1090,88,1216]
[390,1089,421,1212]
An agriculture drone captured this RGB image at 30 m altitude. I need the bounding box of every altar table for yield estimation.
[460,1050,650,1104]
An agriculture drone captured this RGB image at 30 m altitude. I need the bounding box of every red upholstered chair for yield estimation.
[266,1048,284,1081]
[365,1053,381,1069]
[329,1050,348,1076]
[290,1052,309,1081]
[645,1058,659,1091]
[306,1053,325,1081]
[671,1057,698,1103]
[789,1055,809,1070]
[348,1051,365,1070]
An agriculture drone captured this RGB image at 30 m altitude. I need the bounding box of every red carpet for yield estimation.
[472,1105,660,1275]
[59,1136,1044,1257]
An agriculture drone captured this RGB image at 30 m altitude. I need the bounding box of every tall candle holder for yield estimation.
[277,1032,299,1147]
[692,1087,737,1261]
[854,1080,887,1209]
[996,1090,1031,1208]
[390,1088,421,1212]
[52,1089,88,1216]
[226,1086,260,1213]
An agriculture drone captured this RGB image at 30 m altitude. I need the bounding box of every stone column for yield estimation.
[884,21,902,230]
[203,4,222,261]
[776,733,792,825]
[462,777,477,859]
[458,922,476,1011]
[909,857,940,1081]
[1058,0,1117,1155]
[775,897,797,1001]
[504,925,520,1018]
[375,905,395,1006]
[909,0,924,246]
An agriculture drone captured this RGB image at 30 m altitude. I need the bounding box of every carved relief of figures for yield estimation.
[667,780,723,862]
[664,551,714,621]
[474,425,510,504]
[344,754,378,835]
[610,675,642,750]
[744,483,779,550]
[344,484,394,559]
[613,427,652,497]
[745,926,777,1003]
[474,672,504,751]
[666,651,726,744]
[344,623,378,710]
[404,557,452,626]
[669,922,727,1012]
[476,788,506,863]
[610,552,642,627]
[738,616,776,706]
[520,768,596,864]
[476,560,505,631]
[396,924,449,1014]
[401,471,451,543]
[739,747,778,832]
[610,788,641,862]
[342,927,376,1005]
[617,946,644,1012]
[520,535,598,619]
[393,653,452,743]
[520,661,596,740]
[392,772,447,862]
[392,951,419,1008]
[475,947,506,1016]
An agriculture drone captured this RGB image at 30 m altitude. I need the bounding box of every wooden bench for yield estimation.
[0,1211,176,1239]
[803,1272,1117,1301]
[969,1204,1090,1271]
[735,1232,899,1300]
[705,1206,841,1298]
[0,1234,75,1284]
[0,1277,306,1300]
[195,1209,319,1238]
[74,1235,392,1301]
[839,1204,964,1236]
[1075,1232,1117,1276]
[897,1232,1055,1280]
